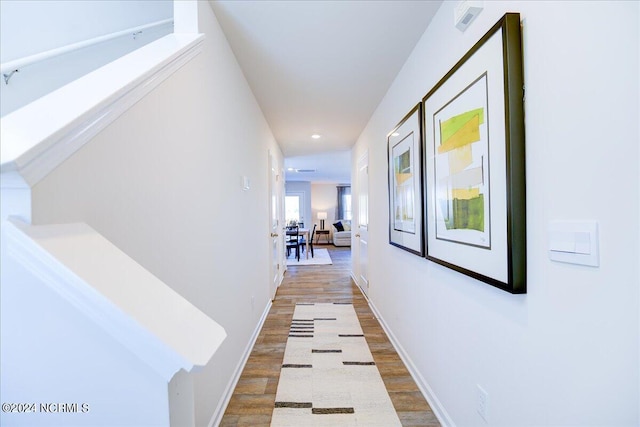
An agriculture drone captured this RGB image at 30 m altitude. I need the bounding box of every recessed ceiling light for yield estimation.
[287,167,295,171]
[311,134,321,139]
[392,132,400,137]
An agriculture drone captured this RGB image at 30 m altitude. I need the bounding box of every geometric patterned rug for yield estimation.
[270,303,402,426]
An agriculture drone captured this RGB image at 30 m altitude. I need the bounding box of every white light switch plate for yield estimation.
[548,220,599,267]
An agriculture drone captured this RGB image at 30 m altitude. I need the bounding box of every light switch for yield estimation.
[549,230,576,253]
[242,176,250,191]
[574,232,591,255]
[548,221,599,267]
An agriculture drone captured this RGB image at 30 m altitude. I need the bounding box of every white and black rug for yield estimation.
[286,248,333,266]
[270,303,401,426]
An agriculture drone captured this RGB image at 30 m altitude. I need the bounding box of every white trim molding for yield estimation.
[0,33,204,187]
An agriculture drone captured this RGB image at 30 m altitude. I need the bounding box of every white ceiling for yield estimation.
[284,150,351,183]
[209,0,442,182]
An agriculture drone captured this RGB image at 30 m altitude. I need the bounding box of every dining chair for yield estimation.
[285,225,300,261]
[300,224,316,258]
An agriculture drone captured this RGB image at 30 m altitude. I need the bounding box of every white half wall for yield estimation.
[353,1,639,425]
[28,2,282,426]
[0,228,169,427]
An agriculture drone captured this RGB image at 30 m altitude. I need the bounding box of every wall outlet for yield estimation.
[477,384,488,422]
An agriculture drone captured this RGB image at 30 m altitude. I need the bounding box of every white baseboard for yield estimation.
[208,300,272,427]
[349,271,365,295]
[366,298,455,427]
[350,271,358,287]
[350,270,371,301]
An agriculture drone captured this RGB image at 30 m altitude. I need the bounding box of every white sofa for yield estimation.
[332,220,352,247]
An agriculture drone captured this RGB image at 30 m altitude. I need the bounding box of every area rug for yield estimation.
[270,303,401,426]
[286,248,332,266]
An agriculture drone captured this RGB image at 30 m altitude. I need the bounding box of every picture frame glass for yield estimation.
[433,73,491,249]
[388,105,424,255]
[392,135,416,234]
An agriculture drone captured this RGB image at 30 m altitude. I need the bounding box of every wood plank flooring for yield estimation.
[220,246,440,427]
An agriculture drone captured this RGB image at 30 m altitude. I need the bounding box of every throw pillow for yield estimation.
[333,221,344,232]
[342,222,351,231]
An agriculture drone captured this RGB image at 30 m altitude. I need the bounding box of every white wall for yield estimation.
[29,2,282,426]
[311,183,337,239]
[0,0,173,62]
[352,1,639,425]
[0,1,173,117]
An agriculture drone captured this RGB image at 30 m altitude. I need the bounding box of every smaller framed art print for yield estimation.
[422,13,526,293]
[388,104,424,256]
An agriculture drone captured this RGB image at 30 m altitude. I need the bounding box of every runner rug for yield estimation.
[270,303,402,426]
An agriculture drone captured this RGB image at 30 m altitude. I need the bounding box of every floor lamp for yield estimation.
[317,212,327,230]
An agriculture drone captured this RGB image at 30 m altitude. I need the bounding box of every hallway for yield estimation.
[220,247,440,426]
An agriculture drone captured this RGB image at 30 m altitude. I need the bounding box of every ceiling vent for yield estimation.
[295,169,316,173]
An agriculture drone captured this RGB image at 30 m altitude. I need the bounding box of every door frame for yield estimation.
[268,150,284,299]
[355,150,369,296]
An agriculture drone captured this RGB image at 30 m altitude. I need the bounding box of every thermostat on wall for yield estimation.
[454,1,484,31]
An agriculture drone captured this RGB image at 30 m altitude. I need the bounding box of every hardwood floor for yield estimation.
[220,246,440,427]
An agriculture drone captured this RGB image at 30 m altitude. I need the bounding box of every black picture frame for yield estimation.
[387,103,424,256]
[422,13,526,293]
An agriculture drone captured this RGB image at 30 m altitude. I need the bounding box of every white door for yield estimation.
[280,168,288,272]
[268,151,280,300]
[356,152,369,296]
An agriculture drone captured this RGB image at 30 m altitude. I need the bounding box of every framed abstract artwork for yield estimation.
[422,13,526,293]
[388,104,424,256]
